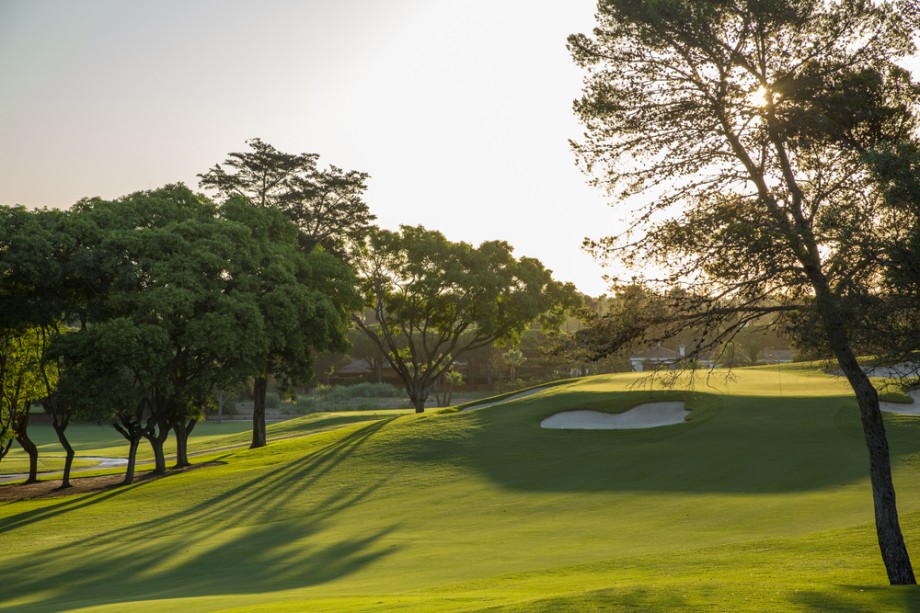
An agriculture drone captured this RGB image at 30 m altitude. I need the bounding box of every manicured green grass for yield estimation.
[0,411,408,478]
[3,367,920,611]
[881,391,915,404]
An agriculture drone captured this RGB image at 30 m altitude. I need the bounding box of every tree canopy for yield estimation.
[220,196,361,447]
[198,138,375,255]
[351,225,579,412]
[54,185,268,478]
[570,0,919,584]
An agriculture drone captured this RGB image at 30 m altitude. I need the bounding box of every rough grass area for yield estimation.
[3,367,920,611]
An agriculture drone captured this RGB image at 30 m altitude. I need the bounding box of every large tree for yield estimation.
[198,138,375,255]
[351,226,579,412]
[58,186,267,477]
[570,0,919,583]
[0,206,79,485]
[220,197,360,448]
[200,140,372,443]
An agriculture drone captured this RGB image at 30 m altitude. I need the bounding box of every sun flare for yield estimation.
[749,85,770,107]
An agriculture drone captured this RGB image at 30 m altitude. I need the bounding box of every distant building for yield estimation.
[628,343,719,371]
[629,344,680,371]
[330,359,400,386]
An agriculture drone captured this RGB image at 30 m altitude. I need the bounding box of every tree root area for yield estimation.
[0,461,225,501]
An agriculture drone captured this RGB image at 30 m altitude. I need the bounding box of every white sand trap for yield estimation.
[880,390,920,416]
[541,402,690,430]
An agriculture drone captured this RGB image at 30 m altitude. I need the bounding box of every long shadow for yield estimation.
[397,390,920,495]
[0,417,393,537]
[0,477,155,536]
[792,586,920,612]
[483,586,692,612]
[0,418,402,612]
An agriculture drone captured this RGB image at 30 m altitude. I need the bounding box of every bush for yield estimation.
[292,397,319,414]
[314,382,402,401]
[265,391,281,409]
[289,383,408,414]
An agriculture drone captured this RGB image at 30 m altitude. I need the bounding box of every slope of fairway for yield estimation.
[3,367,920,611]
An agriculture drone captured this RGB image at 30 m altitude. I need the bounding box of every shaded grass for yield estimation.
[2,367,920,611]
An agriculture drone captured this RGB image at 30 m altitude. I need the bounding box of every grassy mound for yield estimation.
[3,367,920,611]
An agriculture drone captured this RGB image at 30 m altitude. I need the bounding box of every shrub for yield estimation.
[314,382,402,400]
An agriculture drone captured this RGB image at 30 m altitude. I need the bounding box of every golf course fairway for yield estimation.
[3,365,920,611]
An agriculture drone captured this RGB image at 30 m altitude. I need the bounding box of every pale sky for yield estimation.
[1,2,918,297]
[0,0,616,296]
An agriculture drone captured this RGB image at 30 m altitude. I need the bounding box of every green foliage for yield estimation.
[292,383,406,414]
[0,327,51,450]
[351,225,581,411]
[317,382,403,401]
[199,137,375,255]
[264,391,281,409]
[57,186,267,415]
[221,198,361,380]
[570,0,919,359]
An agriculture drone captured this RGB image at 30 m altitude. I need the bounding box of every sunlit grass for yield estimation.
[2,366,920,611]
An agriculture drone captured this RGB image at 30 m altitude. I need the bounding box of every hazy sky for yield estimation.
[0,0,617,295]
[1,2,917,297]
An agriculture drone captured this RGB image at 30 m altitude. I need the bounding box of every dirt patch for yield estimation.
[0,461,225,502]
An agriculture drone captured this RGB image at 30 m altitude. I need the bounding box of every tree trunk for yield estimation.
[818,294,916,584]
[145,423,169,476]
[46,394,74,489]
[15,411,38,485]
[172,418,196,468]
[123,437,141,485]
[149,437,166,475]
[52,421,75,489]
[114,412,146,485]
[251,376,267,448]
[408,384,428,413]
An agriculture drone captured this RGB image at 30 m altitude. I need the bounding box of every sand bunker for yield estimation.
[541,402,690,430]
[880,390,920,416]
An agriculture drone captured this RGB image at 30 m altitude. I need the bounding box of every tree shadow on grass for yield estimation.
[0,476,155,535]
[479,586,691,612]
[0,419,401,612]
[405,390,920,495]
[792,586,920,613]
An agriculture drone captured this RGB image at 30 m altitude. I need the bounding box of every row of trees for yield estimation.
[1,140,580,486]
[1,187,360,484]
